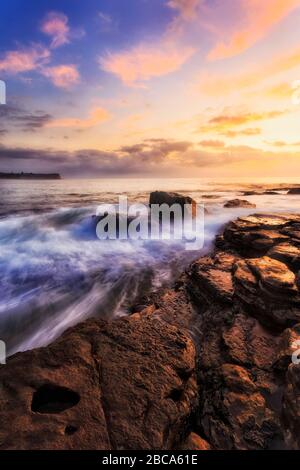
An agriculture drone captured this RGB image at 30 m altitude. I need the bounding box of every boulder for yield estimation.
[149,191,197,217]
[224,199,256,209]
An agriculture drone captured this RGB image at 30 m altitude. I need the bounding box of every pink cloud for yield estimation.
[208,0,300,60]
[41,12,70,48]
[99,0,199,86]
[41,64,80,88]
[0,45,50,74]
[99,44,194,86]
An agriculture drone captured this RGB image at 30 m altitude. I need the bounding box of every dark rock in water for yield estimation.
[0,315,197,450]
[2,212,300,450]
[149,191,197,217]
[263,191,281,195]
[150,190,195,206]
[224,199,256,208]
[244,190,282,196]
[243,191,259,196]
[202,194,220,199]
[243,190,281,196]
[288,188,300,195]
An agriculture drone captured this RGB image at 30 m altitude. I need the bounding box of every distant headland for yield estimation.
[0,172,61,180]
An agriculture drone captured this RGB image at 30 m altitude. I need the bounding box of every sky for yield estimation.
[1,0,300,177]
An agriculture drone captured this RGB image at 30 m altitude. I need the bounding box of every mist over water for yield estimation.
[1,177,300,356]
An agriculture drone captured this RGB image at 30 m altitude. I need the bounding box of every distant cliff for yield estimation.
[0,172,61,180]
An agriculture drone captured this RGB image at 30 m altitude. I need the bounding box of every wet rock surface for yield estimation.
[149,191,197,217]
[224,199,256,208]
[1,213,300,450]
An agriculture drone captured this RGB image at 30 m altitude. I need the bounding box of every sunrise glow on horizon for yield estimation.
[1,0,300,178]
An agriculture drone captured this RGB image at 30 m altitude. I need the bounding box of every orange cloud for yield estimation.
[99,44,194,86]
[0,45,50,74]
[47,107,110,129]
[223,128,261,138]
[198,139,225,148]
[41,12,70,48]
[99,0,199,86]
[41,64,80,88]
[208,0,300,60]
[199,110,284,136]
[210,110,283,125]
[265,82,292,99]
[266,140,300,147]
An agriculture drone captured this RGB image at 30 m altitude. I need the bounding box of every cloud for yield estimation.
[207,0,300,61]
[0,39,80,90]
[198,45,300,97]
[0,138,194,176]
[0,45,50,75]
[198,140,225,148]
[0,48,81,88]
[266,140,300,147]
[209,110,284,125]
[98,0,199,86]
[41,64,80,88]
[265,82,292,99]
[98,12,117,32]
[133,138,192,153]
[167,0,201,20]
[0,45,80,89]
[99,44,194,87]
[222,127,261,138]
[47,107,110,129]
[0,104,53,132]
[40,12,70,48]
[199,110,285,136]
[2,136,300,177]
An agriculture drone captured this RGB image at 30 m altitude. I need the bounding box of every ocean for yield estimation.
[1,177,300,356]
